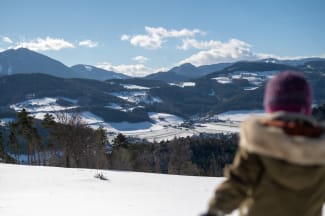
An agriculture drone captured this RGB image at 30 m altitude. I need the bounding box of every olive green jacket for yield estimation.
[208,112,325,216]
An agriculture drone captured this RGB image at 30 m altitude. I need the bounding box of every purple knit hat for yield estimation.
[263,71,312,115]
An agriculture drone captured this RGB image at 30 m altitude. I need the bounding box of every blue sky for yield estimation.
[1,0,325,76]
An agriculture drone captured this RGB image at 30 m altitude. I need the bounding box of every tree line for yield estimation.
[109,133,238,176]
[0,109,239,176]
[0,109,108,169]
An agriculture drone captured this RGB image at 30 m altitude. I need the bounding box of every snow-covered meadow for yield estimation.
[211,70,279,89]
[5,96,266,142]
[1,164,324,216]
[0,163,225,216]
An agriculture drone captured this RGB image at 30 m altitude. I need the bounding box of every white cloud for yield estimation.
[2,37,13,44]
[178,38,325,66]
[177,38,225,50]
[133,56,149,63]
[78,40,98,48]
[179,38,256,66]
[15,37,75,51]
[96,62,154,77]
[121,34,130,41]
[122,26,205,49]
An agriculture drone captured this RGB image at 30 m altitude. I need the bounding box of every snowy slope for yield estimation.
[1,164,324,216]
[10,97,78,113]
[0,164,228,216]
[215,110,265,122]
[211,70,279,89]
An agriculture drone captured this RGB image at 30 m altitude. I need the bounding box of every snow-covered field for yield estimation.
[211,70,279,89]
[10,97,78,113]
[215,110,265,122]
[4,97,266,142]
[0,163,226,216]
[96,110,265,141]
[1,164,324,216]
[169,82,196,88]
[110,91,162,104]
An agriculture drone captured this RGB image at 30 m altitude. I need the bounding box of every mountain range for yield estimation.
[0,48,128,81]
[0,48,324,124]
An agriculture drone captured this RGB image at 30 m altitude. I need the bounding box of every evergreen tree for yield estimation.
[42,113,56,160]
[8,124,20,162]
[16,109,41,164]
[42,113,56,128]
[96,126,108,147]
[112,133,128,146]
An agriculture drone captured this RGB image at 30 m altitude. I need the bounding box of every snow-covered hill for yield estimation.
[0,163,325,216]
[211,70,279,89]
[0,163,225,216]
[1,164,325,216]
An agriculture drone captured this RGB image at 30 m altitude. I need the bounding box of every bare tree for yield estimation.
[43,111,108,168]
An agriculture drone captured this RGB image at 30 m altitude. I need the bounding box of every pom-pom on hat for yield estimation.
[263,71,312,115]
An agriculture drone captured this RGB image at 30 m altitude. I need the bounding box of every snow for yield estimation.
[80,111,105,125]
[211,77,232,84]
[3,163,324,216]
[0,118,14,126]
[0,163,232,216]
[181,82,196,87]
[168,82,196,88]
[59,97,78,104]
[67,112,190,142]
[211,70,279,87]
[122,84,150,90]
[115,112,184,133]
[110,91,162,104]
[10,97,78,113]
[216,110,265,122]
[197,123,240,133]
[84,65,93,71]
[8,96,265,142]
[244,86,259,91]
[105,103,124,110]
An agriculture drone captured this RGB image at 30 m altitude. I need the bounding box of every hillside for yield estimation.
[1,163,325,216]
[0,163,226,216]
[71,64,130,80]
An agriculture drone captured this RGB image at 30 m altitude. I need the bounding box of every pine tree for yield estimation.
[96,126,108,147]
[8,124,20,162]
[16,109,40,164]
[32,127,42,165]
[42,113,56,128]
[113,133,128,146]
[42,113,56,161]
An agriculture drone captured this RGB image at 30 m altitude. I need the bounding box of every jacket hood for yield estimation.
[240,112,325,166]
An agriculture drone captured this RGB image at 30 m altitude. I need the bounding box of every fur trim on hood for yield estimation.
[240,112,325,165]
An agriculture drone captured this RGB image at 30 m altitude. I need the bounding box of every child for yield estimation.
[202,71,325,216]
